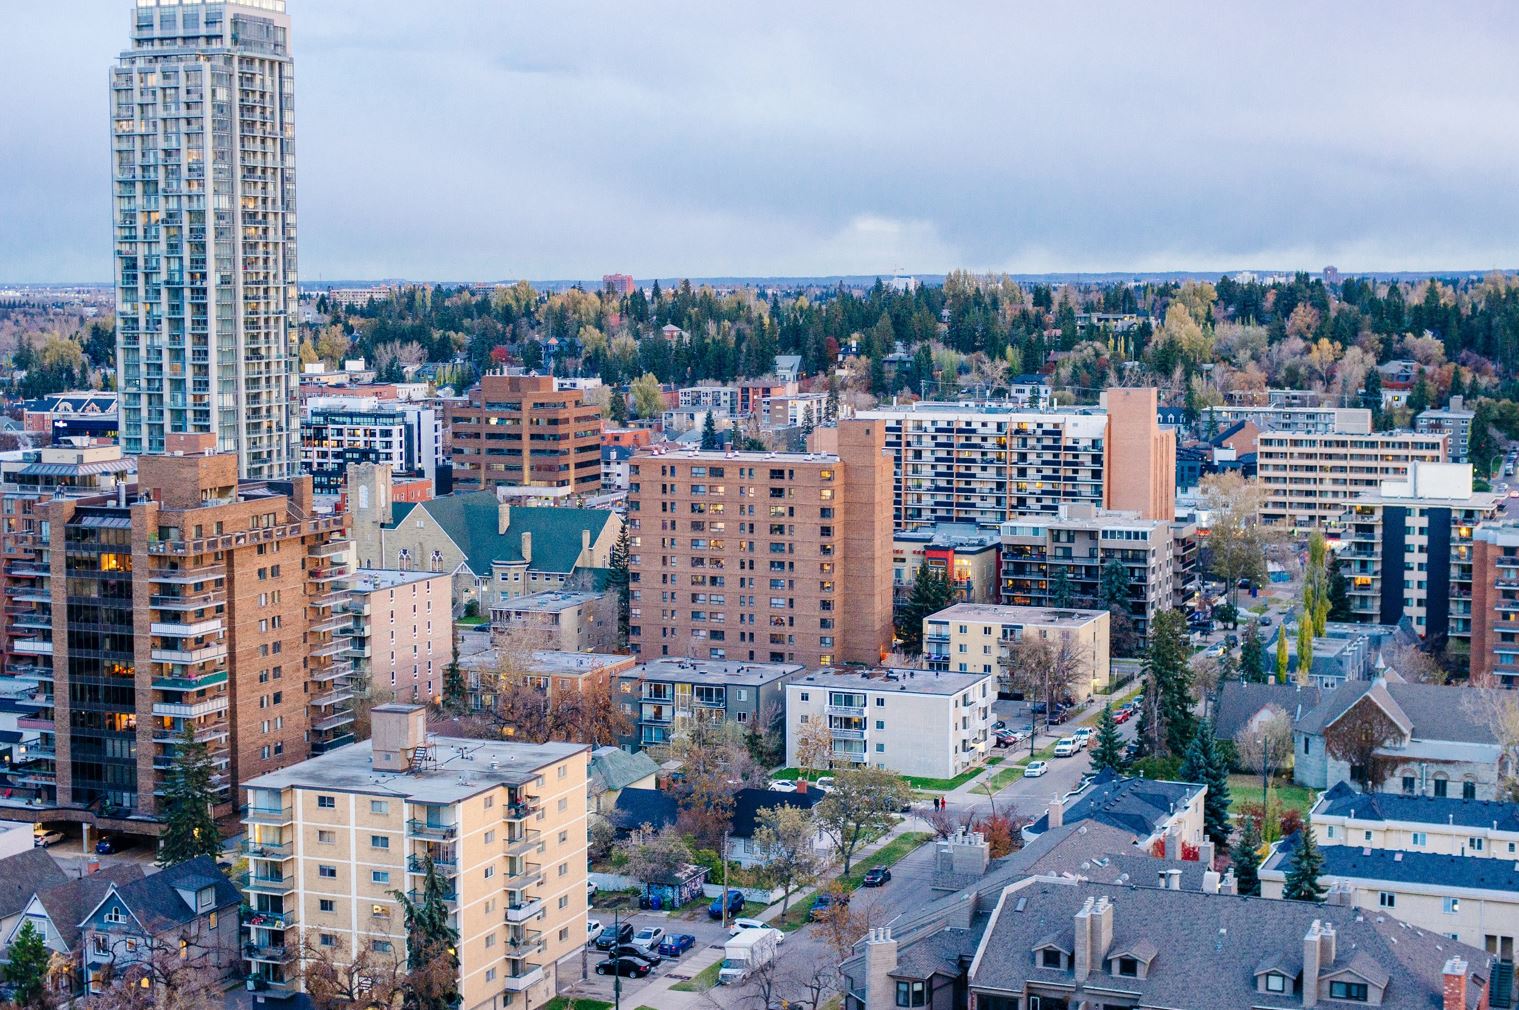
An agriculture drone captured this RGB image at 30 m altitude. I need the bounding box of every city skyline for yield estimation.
[3,2,1519,283]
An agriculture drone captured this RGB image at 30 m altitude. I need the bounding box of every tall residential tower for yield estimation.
[112,0,300,477]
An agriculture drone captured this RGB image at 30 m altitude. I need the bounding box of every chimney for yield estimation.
[1167,869,1182,890]
[1219,868,1238,895]
[1442,957,1468,1010]
[1091,895,1114,966]
[1165,829,1181,861]
[498,502,512,534]
[1073,897,1096,982]
[1303,920,1323,1009]
[1319,921,1336,967]
[371,703,428,772]
[520,530,533,565]
[1048,793,1065,829]
[1199,839,1216,868]
[864,928,899,1010]
[1202,870,1221,894]
[581,527,592,561]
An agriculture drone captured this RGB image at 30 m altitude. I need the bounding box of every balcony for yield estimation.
[406,852,458,873]
[151,643,228,664]
[830,728,866,741]
[505,898,544,924]
[152,670,229,692]
[825,704,866,718]
[504,830,542,857]
[243,942,292,964]
[505,863,543,891]
[504,798,541,822]
[831,749,868,763]
[243,839,292,859]
[245,806,293,826]
[239,873,294,895]
[500,966,545,992]
[152,696,229,719]
[406,820,457,840]
[241,908,296,929]
[507,928,544,957]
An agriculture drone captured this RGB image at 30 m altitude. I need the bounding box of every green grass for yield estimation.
[903,766,988,791]
[984,762,1033,791]
[540,999,614,1010]
[840,831,934,889]
[456,615,488,626]
[670,960,723,992]
[1227,774,1315,815]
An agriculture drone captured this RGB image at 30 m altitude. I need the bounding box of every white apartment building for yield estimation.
[301,395,442,496]
[113,0,300,477]
[1417,396,1477,464]
[1201,405,1373,435]
[1256,429,1448,527]
[1339,462,1499,650]
[784,669,994,779]
[923,603,1111,700]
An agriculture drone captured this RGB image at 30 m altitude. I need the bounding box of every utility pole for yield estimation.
[613,907,622,1010]
[721,832,732,930]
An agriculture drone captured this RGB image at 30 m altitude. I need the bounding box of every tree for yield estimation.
[1178,721,1231,856]
[608,388,628,425]
[1199,473,1276,604]
[814,767,910,874]
[897,561,951,654]
[1233,815,1263,897]
[1295,615,1314,685]
[1090,703,1126,773]
[752,805,825,913]
[617,825,690,887]
[1049,566,1075,608]
[1462,680,1519,801]
[82,933,223,1010]
[700,410,720,450]
[1322,697,1405,791]
[1233,705,1293,776]
[1142,610,1194,758]
[1281,824,1327,902]
[668,718,762,849]
[156,722,221,867]
[792,717,835,783]
[607,522,632,648]
[1240,621,1266,682]
[630,372,664,418]
[4,919,52,1010]
[1004,634,1089,716]
[391,856,460,1010]
[300,930,405,1010]
[1326,554,1352,622]
[1099,557,1131,612]
[1275,626,1289,682]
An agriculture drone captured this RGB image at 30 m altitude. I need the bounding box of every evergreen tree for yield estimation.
[157,722,221,868]
[1296,615,1314,685]
[1240,621,1265,682]
[1281,823,1327,902]
[700,411,720,450]
[609,389,628,425]
[1177,721,1231,857]
[1144,610,1195,757]
[1275,626,1290,682]
[800,404,816,441]
[1098,557,1131,611]
[1233,816,1263,897]
[1326,555,1352,622]
[393,856,460,1010]
[1050,566,1075,608]
[897,561,952,654]
[607,522,632,648]
[1090,704,1126,773]
[3,919,51,1010]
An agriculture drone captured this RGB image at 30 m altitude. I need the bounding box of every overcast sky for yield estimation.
[3,2,1518,283]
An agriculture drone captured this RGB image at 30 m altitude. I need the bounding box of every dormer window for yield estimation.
[1265,973,1286,993]
[1330,980,1369,1001]
[1117,957,1139,978]
[894,980,927,1007]
[1041,949,1063,969]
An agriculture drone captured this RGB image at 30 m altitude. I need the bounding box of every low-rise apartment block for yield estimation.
[784,668,994,779]
[447,372,603,495]
[1202,403,1373,435]
[346,568,452,705]
[490,589,617,652]
[1417,396,1476,463]
[241,705,589,1008]
[1340,462,1499,651]
[626,420,893,668]
[999,504,1186,638]
[891,525,1002,605]
[1257,428,1448,527]
[615,657,804,750]
[301,395,442,496]
[924,603,1110,699]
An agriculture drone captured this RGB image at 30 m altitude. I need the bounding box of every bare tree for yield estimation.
[299,930,405,1010]
[616,824,690,887]
[1384,641,1448,685]
[1463,678,1519,801]
[1200,472,1278,604]
[792,716,835,782]
[752,805,827,914]
[1004,633,1089,713]
[1234,705,1294,775]
[81,934,225,1010]
[1323,700,1406,791]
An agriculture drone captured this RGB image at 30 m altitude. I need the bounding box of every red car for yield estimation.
[1113,707,1133,724]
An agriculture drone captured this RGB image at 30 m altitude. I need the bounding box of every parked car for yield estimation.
[586,919,604,944]
[612,944,661,967]
[587,880,599,900]
[812,776,836,793]
[729,918,784,943]
[992,719,1006,731]
[1071,727,1093,749]
[767,780,798,793]
[95,834,133,855]
[1113,707,1132,724]
[1053,737,1078,758]
[658,933,697,957]
[809,893,850,920]
[594,922,635,951]
[631,926,665,952]
[709,889,746,919]
[595,956,651,979]
[1024,760,1049,778]
[1047,707,1070,725]
[862,867,892,887]
[33,829,64,848]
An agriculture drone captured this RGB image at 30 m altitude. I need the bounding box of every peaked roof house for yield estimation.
[1212,681,1323,745]
[348,466,621,616]
[609,787,829,868]
[1293,678,1504,800]
[0,848,69,950]
[1021,770,1206,854]
[78,856,241,996]
[4,865,145,998]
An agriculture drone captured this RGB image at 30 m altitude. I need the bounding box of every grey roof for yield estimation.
[730,788,823,840]
[790,667,992,697]
[95,856,239,934]
[1264,833,1519,895]
[589,746,659,794]
[969,877,1492,1010]
[1026,770,1201,839]
[611,787,679,832]
[1213,681,1322,741]
[890,927,980,981]
[1295,679,1497,745]
[0,849,68,918]
[33,864,145,950]
[1314,780,1519,832]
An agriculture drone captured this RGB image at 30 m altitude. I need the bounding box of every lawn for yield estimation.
[540,999,614,1010]
[984,761,1033,792]
[456,615,488,626]
[775,831,935,931]
[670,960,723,992]
[1227,774,1316,815]
[903,766,988,791]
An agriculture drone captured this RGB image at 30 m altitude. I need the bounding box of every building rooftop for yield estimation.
[893,524,1002,550]
[627,657,804,685]
[634,447,839,463]
[495,589,607,614]
[457,648,631,679]
[349,568,450,593]
[1212,682,1323,742]
[790,667,992,697]
[1026,769,1201,839]
[927,603,1108,628]
[1313,781,1519,833]
[244,735,588,804]
[384,494,612,577]
[1296,679,1499,746]
[1265,831,1519,895]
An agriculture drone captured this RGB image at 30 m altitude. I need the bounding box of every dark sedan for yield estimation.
[595,956,651,979]
[862,867,892,887]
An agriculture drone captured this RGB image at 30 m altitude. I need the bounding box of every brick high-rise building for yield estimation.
[626,419,893,668]
[1470,521,1519,687]
[7,433,354,831]
[446,373,602,495]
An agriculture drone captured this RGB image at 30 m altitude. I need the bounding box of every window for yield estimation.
[1117,957,1139,978]
[1041,949,1063,968]
[1469,837,1485,852]
[1463,780,1477,800]
[1329,980,1368,1001]
[1444,897,1460,914]
[1378,892,1396,908]
[371,800,389,815]
[1265,973,1286,993]
[371,940,393,954]
[371,904,389,918]
[1326,825,1336,839]
[895,980,926,1007]
[371,871,390,884]
[317,795,335,809]
[319,934,337,948]
[1412,832,1427,847]
[318,865,336,878]
[371,835,389,849]
[317,830,335,845]
[1433,778,1449,798]
[319,899,335,912]
[484,866,495,879]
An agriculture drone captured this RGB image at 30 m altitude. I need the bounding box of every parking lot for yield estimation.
[568,903,736,1001]
[29,822,163,875]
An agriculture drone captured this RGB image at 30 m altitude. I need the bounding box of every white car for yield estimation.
[587,880,598,899]
[1071,728,1093,749]
[813,776,836,793]
[33,829,64,848]
[1024,760,1049,778]
[1053,737,1078,758]
[767,780,798,793]
[631,926,665,952]
[729,919,784,944]
[586,919,603,943]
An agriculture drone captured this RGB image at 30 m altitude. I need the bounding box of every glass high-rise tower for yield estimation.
[112,0,299,478]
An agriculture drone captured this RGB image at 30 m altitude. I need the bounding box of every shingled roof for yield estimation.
[1265,832,1519,895]
[1213,681,1322,741]
[31,864,145,950]
[86,856,239,934]
[0,849,68,920]
[1025,770,1201,840]
[1296,679,1497,745]
[1314,780,1519,832]
[383,493,612,578]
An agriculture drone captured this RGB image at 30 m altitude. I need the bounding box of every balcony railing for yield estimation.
[245,806,293,826]
[406,820,457,839]
[505,898,544,924]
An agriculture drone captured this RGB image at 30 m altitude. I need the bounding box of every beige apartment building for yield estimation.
[1256,429,1448,527]
[490,589,617,653]
[447,372,603,495]
[241,705,589,1009]
[627,419,893,668]
[7,432,353,828]
[1102,387,1177,522]
[347,569,453,705]
[923,603,1111,700]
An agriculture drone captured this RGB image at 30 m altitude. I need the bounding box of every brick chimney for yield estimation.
[1073,897,1096,981]
[864,928,898,1009]
[1199,839,1216,868]
[1048,793,1065,829]
[1091,895,1114,966]
[520,530,533,564]
[1164,828,1181,861]
[1319,921,1336,966]
[498,501,512,534]
[1303,920,1323,1009]
[1442,957,1468,1010]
